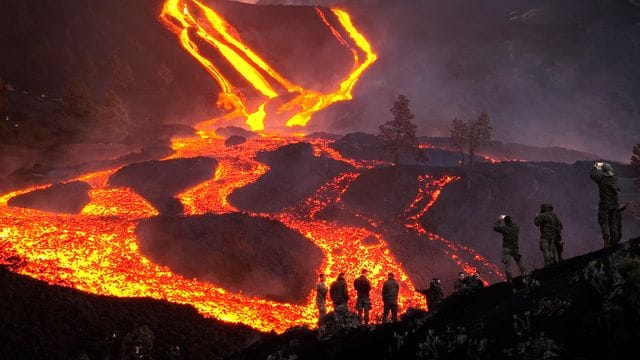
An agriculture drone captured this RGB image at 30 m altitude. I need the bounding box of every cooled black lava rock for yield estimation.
[224,135,247,147]
[135,213,323,304]
[108,157,216,216]
[0,267,260,360]
[228,142,353,213]
[215,126,257,139]
[7,181,91,214]
[330,132,384,162]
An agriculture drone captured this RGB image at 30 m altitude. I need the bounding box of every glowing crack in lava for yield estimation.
[159,0,377,131]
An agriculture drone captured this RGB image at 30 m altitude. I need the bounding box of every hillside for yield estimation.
[0,265,261,359]
[232,237,640,359]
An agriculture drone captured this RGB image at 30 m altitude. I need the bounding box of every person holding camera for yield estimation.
[590,162,624,247]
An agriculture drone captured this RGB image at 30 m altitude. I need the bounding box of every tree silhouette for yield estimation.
[449,113,492,168]
[467,112,492,167]
[378,94,421,167]
[450,118,468,165]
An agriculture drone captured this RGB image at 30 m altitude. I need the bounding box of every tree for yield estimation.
[450,113,493,168]
[467,112,492,167]
[378,94,421,167]
[450,118,468,165]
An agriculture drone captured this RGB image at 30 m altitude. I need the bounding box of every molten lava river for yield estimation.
[0,0,502,333]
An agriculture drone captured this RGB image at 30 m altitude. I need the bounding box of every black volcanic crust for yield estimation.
[232,237,640,360]
[135,213,323,304]
[0,267,260,360]
[108,157,217,216]
[329,132,385,161]
[228,142,353,213]
[224,135,247,147]
[340,165,458,220]
[215,126,257,139]
[7,181,91,214]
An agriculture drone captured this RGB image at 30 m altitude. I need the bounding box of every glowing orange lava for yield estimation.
[159,0,377,131]
[0,1,502,334]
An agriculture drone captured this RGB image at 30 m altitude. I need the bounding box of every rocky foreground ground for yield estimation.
[2,237,639,359]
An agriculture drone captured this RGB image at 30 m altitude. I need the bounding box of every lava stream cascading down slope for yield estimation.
[0,1,503,334]
[159,0,377,132]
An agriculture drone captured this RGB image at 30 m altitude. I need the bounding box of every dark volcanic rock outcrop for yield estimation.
[339,165,451,219]
[0,267,260,360]
[7,181,91,214]
[229,142,353,213]
[224,135,247,147]
[215,126,257,140]
[135,213,323,304]
[108,157,216,215]
[330,132,385,161]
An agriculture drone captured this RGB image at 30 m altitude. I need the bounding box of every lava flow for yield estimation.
[159,0,377,131]
[0,2,500,333]
[0,133,502,333]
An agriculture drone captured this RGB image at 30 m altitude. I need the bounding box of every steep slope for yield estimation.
[0,266,261,359]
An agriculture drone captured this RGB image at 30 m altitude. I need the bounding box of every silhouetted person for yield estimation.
[493,215,526,281]
[417,278,444,309]
[534,204,563,265]
[316,273,328,322]
[329,272,349,310]
[590,162,622,247]
[453,271,467,292]
[382,272,399,322]
[465,271,485,289]
[354,269,372,325]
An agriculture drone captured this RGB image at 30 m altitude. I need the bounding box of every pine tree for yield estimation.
[467,112,492,167]
[378,94,421,167]
[450,118,468,165]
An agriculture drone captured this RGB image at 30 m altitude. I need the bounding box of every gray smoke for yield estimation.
[258,0,640,162]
